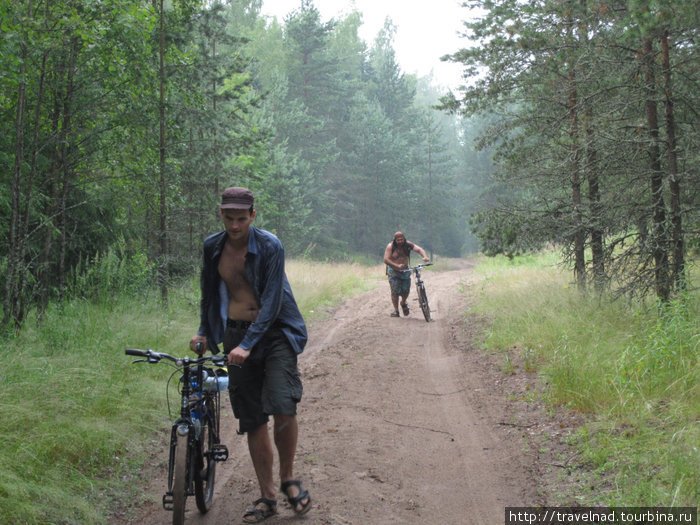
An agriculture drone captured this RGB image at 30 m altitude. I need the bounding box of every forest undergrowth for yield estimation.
[471,253,699,507]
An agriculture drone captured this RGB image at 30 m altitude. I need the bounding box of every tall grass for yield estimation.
[472,253,699,506]
[0,260,381,524]
[286,260,383,322]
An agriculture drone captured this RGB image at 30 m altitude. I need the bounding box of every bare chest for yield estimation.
[217,243,248,290]
[389,247,410,263]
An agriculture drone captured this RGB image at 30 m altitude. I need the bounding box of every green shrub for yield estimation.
[69,238,154,301]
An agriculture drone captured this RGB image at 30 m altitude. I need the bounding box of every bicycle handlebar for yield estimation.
[125,348,228,368]
[401,262,433,272]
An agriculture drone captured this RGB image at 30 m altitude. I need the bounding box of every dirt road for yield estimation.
[128,262,567,525]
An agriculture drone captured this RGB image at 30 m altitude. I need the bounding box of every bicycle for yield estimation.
[402,262,433,322]
[125,346,230,525]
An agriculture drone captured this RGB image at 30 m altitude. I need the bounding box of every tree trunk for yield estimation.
[642,37,670,302]
[660,31,684,292]
[17,51,48,324]
[586,144,605,291]
[158,0,168,305]
[37,51,67,316]
[213,39,220,210]
[583,109,604,290]
[579,1,604,291]
[568,67,586,289]
[57,37,79,301]
[3,44,28,328]
[427,114,434,259]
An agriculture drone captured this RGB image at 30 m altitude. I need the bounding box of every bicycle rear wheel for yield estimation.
[171,430,190,525]
[194,402,217,513]
[418,284,431,322]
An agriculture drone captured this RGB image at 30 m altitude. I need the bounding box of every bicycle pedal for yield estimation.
[162,492,174,511]
[212,444,229,462]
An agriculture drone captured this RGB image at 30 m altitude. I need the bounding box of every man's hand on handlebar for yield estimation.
[422,256,429,262]
[190,335,208,355]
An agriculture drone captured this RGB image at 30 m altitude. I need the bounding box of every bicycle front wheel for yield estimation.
[194,404,217,513]
[171,430,190,525]
[418,284,431,322]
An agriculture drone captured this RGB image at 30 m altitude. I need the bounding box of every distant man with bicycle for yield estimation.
[383,231,429,318]
[190,186,311,523]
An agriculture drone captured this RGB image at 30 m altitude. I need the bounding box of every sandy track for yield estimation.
[123,263,550,525]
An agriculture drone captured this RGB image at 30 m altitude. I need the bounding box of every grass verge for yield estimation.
[471,253,699,506]
[0,260,381,524]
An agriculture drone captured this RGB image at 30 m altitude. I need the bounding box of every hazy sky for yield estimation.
[259,0,469,91]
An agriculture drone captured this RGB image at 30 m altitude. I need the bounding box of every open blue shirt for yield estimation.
[197,227,307,355]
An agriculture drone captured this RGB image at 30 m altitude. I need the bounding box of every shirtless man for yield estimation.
[383,232,430,317]
[190,187,311,523]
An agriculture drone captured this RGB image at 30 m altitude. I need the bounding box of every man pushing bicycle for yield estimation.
[383,231,429,318]
[190,186,311,523]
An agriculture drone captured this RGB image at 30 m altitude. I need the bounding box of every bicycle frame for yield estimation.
[412,265,426,287]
